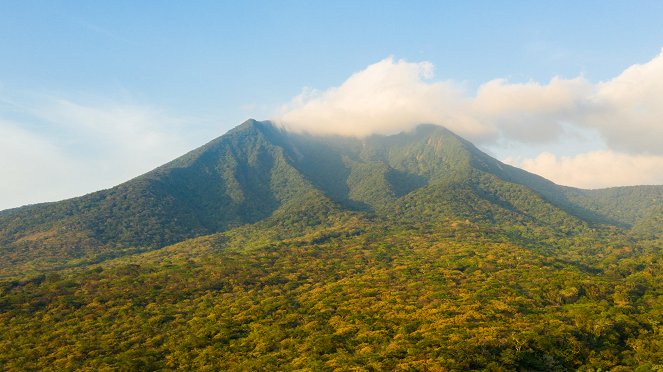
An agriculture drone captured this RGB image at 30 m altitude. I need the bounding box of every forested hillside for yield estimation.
[3,120,662,277]
[1,213,661,370]
[1,120,662,370]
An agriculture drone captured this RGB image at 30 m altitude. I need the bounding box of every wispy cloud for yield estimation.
[506,151,663,189]
[0,96,201,210]
[0,119,72,208]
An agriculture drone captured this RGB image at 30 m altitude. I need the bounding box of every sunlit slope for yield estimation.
[1,120,662,276]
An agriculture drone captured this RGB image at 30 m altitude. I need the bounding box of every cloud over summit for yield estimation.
[278,57,483,138]
[277,50,663,152]
[276,50,663,188]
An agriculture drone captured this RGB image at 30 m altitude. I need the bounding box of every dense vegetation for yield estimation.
[1,214,661,370]
[1,120,662,369]
[2,120,662,277]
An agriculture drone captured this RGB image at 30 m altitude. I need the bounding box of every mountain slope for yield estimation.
[1,120,662,277]
[0,120,326,275]
[1,119,663,370]
[2,207,661,370]
[567,186,663,228]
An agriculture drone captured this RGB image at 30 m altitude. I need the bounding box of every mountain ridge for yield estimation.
[2,119,663,370]
[1,119,662,277]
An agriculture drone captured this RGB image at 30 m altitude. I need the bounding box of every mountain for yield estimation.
[1,120,663,370]
[2,119,662,277]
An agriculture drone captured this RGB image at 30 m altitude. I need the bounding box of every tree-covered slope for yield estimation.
[0,120,321,276]
[1,119,663,370]
[566,186,663,228]
[1,212,661,370]
[1,120,662,277]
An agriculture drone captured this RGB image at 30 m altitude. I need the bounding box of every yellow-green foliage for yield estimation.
[1,121,662,370]
[1,217,661,370]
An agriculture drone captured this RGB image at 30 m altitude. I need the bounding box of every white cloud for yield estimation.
[472,77,592,143]
[277,49,663,155]
[276,50,663,188]
[277,57,492,140]
[277,56,593,142]
[584,50,663,154]
[0,98,200,210]
[506,151,663,189]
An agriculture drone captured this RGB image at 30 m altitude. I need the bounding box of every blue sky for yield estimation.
[2,1,663,209]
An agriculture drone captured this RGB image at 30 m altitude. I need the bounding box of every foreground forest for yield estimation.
[1,121,662,370]
[1,215,662,370]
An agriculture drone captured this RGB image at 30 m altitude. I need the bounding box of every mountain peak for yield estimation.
[2,119,663,277]
[229,118,268,134]
[2,121,662,371]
